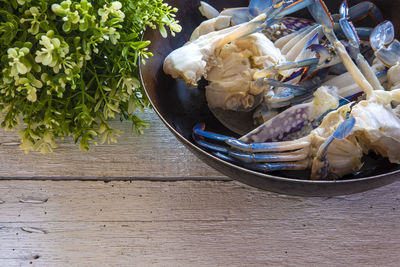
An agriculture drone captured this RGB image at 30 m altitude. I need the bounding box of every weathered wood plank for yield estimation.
[0,111,225,180]
[0,180,399,266]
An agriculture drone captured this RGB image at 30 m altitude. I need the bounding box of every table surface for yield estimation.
[0,110,399,266]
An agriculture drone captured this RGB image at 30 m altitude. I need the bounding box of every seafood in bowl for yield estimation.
[163,0,400,180]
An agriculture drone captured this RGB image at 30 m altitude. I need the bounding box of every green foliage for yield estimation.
[0,0,181,153]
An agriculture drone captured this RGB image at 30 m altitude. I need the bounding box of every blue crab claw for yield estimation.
[279,0,317,18]
[370,21,395,51]
[193,123,312,172]
[311,117,356,179]
[253,57,320,81]
[332,1,383,23]
[193,123,310,153]
[212,152,308,172]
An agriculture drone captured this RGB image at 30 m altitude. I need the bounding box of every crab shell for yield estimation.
[205,33,286,110]
[351,100,400,164]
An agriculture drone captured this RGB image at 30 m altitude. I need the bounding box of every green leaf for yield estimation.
[0,0,180,153]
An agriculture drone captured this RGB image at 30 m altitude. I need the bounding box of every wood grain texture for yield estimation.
[0,111,225,180]
[0,180,399,266]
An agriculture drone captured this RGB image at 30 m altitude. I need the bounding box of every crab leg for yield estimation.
[193,123,313,171]
[308,0,375,98]
[193,125,310,162]
[255,30,321,80]
[193,117,357,175]
[193,109,361,177]
[213,152,310,172]
[338,0,384,91]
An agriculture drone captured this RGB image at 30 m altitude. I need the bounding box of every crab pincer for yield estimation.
[311,117,356,179]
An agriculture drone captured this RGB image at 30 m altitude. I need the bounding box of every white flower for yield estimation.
[35,35,69,72]
[7,47,31,76]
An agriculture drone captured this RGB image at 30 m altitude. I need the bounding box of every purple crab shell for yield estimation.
[240,103,313,143]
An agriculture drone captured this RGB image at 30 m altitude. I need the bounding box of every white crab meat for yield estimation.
[388,63,400,90]
[205,33,286,110]
[351,100,400,163]
[310,105,363,178]
[163,13,267,87]
[311,88,400,179]
[322,60,387,97]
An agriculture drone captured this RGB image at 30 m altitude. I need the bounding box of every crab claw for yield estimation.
[311,117,356,179]
[193,122,311,173]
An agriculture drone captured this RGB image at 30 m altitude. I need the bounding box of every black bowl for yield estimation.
[140,0,400,196]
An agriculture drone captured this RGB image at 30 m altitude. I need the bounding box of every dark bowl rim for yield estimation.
[139,30,400,186]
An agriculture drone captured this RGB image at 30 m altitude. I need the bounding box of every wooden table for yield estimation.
[0,111,399,266]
